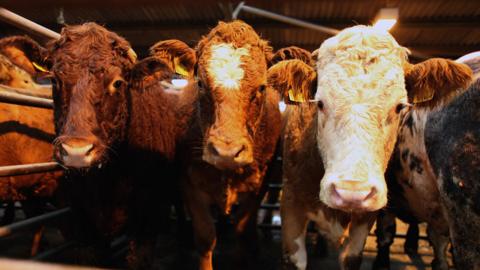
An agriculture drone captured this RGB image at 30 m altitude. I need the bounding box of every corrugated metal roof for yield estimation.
[1,0,479,59]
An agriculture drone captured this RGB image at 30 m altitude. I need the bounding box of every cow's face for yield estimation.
[195,21,272,170]
[313,26,410,211]
[48,23,136,169]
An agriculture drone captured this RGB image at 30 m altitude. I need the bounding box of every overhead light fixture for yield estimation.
[373,8,398,32]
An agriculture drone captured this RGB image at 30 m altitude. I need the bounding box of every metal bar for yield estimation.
[0,207,70,237]
[0,7,60,40]
[238,3,340,35]
[0,162,61,177]
[0,84,52,99]
[31,241,75,261]
[260,203,280,210]
[0,90,53,108]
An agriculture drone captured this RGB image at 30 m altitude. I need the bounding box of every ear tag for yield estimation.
[288,89,306,102]
[412,87,434,104]
[32,62,48,73]
[174,57,189,77]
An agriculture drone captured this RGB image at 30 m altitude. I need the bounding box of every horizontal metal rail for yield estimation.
[0,207,71,237]
[0,89,53,108]
[0,7,60,40]
[0,162,61,177]
[0,84,52,99]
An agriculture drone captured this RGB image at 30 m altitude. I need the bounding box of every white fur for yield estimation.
[289,235,307,270]
[207,43,249,89]
[313,26,409,210]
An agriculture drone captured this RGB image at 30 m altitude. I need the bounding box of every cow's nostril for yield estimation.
[234,144,246,158]
[365,187,377,201]
[208,142,219,156]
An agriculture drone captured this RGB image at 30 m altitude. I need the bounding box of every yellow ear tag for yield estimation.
[32,62,48,73]
[174,57,189,77]
[288,89,306,103]
[412,87,434,104]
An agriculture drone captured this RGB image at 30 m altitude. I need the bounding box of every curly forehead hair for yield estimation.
[196,20,273,60]
[48,22,135,70]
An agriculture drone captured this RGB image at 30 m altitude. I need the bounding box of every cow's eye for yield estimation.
[113,80,124,89]
[395,103,411,114]
[317,100,324,111]
[259,85,266,93]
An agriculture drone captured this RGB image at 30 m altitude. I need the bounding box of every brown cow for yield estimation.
[268,25,471,270]
[0,36,60,255]
[47,23,197,268]
[179,20,282,270]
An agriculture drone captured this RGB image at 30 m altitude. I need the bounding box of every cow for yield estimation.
[178,20,282,270]
[0,36,60,255]
[47,23,197,268]
[373,56,473,270]
[267,25,472,270]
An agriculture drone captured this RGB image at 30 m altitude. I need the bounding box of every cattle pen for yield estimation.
[0,1,477,270]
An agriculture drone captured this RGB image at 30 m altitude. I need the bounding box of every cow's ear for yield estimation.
[0,36,47,76]
[130,56,171,89]
[405,58,473,107]
[267,59,317,104]
[149,39,196,78]
[271,46,313,66]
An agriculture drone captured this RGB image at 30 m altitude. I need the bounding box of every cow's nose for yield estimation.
[209,142,245,159]
[204,139,253,169]
[331,180,377,209]
[58,141,95,168]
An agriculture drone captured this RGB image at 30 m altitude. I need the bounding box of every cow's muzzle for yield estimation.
[55,138,99,168]
[323,180,386,212]
[203,137,253,170]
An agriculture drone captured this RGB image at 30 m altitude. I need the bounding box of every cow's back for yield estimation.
[425,78,480,269]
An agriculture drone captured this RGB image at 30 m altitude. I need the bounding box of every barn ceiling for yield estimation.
[1,0,479,59]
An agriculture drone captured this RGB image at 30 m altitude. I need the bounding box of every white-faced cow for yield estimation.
[179,20,282,270]
[375,53,474,270]
[47,23,197,268]
[267,25,472,270]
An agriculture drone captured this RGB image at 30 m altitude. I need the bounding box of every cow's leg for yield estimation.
[22,199,46,257]
[404,222,419,255]
[234,191,263,268]
[427,225,449,270]
[340,212,376,270]
[281,195,308,270]
[185,187,216,270]
[372,210,396,270]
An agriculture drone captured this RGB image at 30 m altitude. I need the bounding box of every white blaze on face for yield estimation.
[207,43,249,89]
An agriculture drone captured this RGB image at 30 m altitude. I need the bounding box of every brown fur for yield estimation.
[181,20,282,269]
[48,23,197,268]
[405,58,473,108]
[0,36,59,203]
[267,59,317,104]
[271,46,313,66]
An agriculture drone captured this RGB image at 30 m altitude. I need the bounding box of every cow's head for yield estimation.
[195,20,273,170]
[0,36,49,91]
[269,25,472,212]
[48,23,136,169]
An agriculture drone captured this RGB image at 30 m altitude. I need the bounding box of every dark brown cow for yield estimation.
[268,25,472,270]
[47,23,197,268]
[375,58,473,270]
[180,20,282,270]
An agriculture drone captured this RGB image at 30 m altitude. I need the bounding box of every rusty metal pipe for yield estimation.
[0,162,61,177]
[0,89,53,108]
[0,84,52,99]
[0,207,70,237]
[0,7,60,40]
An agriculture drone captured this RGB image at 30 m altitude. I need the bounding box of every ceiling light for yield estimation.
[373,8,398,32]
